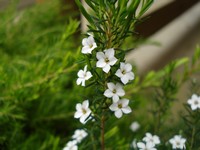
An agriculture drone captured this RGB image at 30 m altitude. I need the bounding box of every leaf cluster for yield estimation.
[0,1,82,149]
[76,0,153,49]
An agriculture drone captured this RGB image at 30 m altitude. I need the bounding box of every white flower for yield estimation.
[63,140,78,150]
[137,142,156,150]
[76,65,92,86]
[109,99,132,118]
[104,82,125,102]
[169,135,186,149]
[115,62,134,84]
[143,133,160,146]
[130,121,140,132]
[72,129,88,143]
[74,100,92,124]
[96,48,118,73]
[81,35,97,54]
[187,94,200,110]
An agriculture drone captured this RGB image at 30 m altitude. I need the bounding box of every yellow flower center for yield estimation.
[105,57,109,63]
[122,70,126,74]
[118,103,122,109]
[113,89,116,94]
[89,44,93,48]
[82,108,87,114]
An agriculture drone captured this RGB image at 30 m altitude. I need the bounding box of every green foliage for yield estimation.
[1,0,200,149]
[76,0,154,49]
[0,1,81,149]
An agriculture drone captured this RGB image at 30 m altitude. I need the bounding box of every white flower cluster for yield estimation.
[75,35,135,122]
[187,94,200,111]
[133,132,186,150]
[137,133,160,150]
[63,129,88,150]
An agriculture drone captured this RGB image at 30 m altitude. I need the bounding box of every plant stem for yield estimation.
[190,126,195,150]
[101,115,105,150]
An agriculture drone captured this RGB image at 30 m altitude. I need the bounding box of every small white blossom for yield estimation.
[115,62,134,84]
[104,82,125,102]
[74,100,91,124]
[63,140,78,150]
[72,129,88,143]
[169,135,186,149]
[143,133,160,146]
[130,121,140,132]
[109,99,132,118]
[76,65,92,86]
[81,35,97,54]
[96,48,118,73]
[187,94,200,110]
[137,142,156,150]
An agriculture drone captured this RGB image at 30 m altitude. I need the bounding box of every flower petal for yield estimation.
[88,35,95,44]
[96,59,106,68]
[76,103,82,110]
[115,69,123,78]
[114,110,123,118]
[104,89,113,98]
[109,103,118,111]
[122,106,132,114]
[105,48,114,57]
[113,94,119,103]
[107,82,115,90]
[103,64,110,73]
[96,52,105,60]
[127,72,134,80]
[82,38,88,46]
[109,57,118,66]
[121,99,129,106]
[74,111,82,118]
[81,80,85,86]
[85,71,92,80]
[80,116,87,124]
[76,78,83,85]
[137,142,145,149]
[121,76,129,84]
[77,70,84,78]
[125,63,132,72]
[82,100,89,108]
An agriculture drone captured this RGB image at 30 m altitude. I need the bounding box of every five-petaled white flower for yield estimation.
[96,48,118,73]
[72,129,88,143]
[130,121,140,132]
[109,99,132,118]
[137,142,156,150]
[104,82,125,102]
[169,135,186,149]
[187,94,200,110]
[63,140,78,150]
[76,65,92,86]
[143,133,160,146]
[74,100,92,124]
[81,35,97,54]
[115,62,134,84]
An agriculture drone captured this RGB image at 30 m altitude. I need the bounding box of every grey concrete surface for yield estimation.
[126,2,200,74]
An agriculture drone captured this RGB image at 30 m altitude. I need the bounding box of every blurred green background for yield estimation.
[1,1,200,150]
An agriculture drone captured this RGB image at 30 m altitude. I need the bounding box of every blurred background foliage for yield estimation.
[0,1,82,149]
[0,0,200,150]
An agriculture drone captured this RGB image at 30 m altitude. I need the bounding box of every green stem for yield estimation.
[190,126,195,150]
[101,114,105,150]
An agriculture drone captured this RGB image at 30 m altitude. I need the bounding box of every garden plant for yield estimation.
[0,0,200,150]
